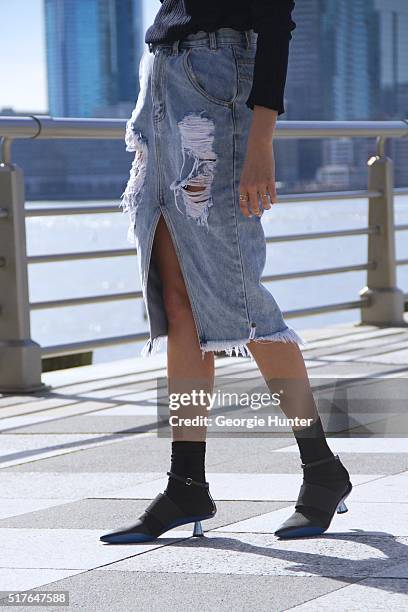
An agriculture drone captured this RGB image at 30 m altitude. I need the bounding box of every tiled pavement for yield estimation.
[1,323,408,611]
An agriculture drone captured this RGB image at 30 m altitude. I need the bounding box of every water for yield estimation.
[26,195,408,363]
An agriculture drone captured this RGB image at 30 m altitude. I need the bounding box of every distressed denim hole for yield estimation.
[170,111,218,228]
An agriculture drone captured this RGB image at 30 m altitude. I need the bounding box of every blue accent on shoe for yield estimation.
[100,532,155,544]
[274,458,353,540]
[276,525,325,539]
[100,514,213,544]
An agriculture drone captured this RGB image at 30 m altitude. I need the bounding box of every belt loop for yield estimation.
[172,39,180,55]
[244,30,251,50]
[209,31,217,50]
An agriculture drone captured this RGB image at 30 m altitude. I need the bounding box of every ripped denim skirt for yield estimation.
[120,27,303,358]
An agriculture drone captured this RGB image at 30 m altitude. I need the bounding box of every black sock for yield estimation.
[165,441,212,515]
[138,441,211,536]
[293,417,350,527]
[293,416,334,465]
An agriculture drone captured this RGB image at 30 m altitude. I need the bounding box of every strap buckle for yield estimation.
[166,471,209,488]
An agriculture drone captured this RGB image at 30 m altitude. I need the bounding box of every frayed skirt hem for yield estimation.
[140,326,305,360]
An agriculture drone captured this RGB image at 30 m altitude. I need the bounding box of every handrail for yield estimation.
[24,227,382,265]
[262,262,375,283]
[0,116,125,140]
[1,115,408,141]
[23,189,383,219]
[1,116,408,391]
[30,291,143,310]
[42,332,149,358]
[27,248,136,264]
[25,204,121,217]
[40,298,372,357]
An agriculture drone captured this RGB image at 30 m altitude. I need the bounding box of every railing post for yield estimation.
[359,146,406,326]
[0,159,46,393]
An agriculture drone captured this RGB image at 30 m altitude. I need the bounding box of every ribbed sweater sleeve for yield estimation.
[247,0,296,115]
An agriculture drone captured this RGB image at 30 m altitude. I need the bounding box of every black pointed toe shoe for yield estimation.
[100,472,217,544]
[274,454,352,539]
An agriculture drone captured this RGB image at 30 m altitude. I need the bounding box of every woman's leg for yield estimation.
[248,340,352,537]
[152,213,214,443]
[148,213,216,518]
[100,213,217,543]
[248,340,318,428]
[248,339,334,464]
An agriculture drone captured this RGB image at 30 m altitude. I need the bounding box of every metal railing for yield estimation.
[1,115,408,392]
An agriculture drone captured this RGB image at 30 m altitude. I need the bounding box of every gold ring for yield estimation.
[239,194,249,201]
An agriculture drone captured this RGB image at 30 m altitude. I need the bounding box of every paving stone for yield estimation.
[0,527,190,570]
[99,533,408,579]
[4,415,160,435]
[23,571,356,612]
[263,451,408,475]
[290,577,408,611]
[214,502,408,536]
[41,355,168,389]
[0,499,287,531]
[0,433,136,468]
[103,473,380,501]
[2,436,291,473]
[0,568,84,592]
[0,499,73,520]
[358,349,408,365]
[300,363,404,377]
[372,561,408,578]
[351,472,408,503]
[0,472,163,499]
[274,438,408,454]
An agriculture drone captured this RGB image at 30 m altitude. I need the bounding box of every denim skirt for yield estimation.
[121,27,303,358]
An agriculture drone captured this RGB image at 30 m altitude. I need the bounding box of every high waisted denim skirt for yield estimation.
[120,27,303,358]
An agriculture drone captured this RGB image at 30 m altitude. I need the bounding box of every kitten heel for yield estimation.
[336,499,348,514]
[192,520,204,537]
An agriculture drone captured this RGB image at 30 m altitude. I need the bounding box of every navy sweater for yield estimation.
[145,1,296,116]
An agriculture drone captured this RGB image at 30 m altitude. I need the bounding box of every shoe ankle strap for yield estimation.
[167,471,209,488]
[301,454,339,470]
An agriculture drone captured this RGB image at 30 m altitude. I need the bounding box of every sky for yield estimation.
[0,0,161,112]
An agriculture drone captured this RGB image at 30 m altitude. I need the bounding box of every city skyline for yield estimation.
[0,0,160,113]
[45,0,145,117]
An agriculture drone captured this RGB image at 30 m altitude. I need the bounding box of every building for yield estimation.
[373,0,408,118]
[285,0,324,121]
[281,0,324,186]
[3,1,146,201]
[321,0,373,121]
[45,0,144,118]
[283,0,408,189]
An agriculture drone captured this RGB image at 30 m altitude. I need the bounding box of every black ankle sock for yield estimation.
[139,441,211,536]
[293,416,334,465]
[165,441,212,515]
[293,419,350,527]
[168,441,206,483]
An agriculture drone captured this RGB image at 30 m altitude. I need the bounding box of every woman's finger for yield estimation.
[239,190,251,217]
[259,186,272,210]
[268,183,278,205]
[248,186,262,216]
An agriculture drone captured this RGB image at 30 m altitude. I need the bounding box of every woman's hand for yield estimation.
[239,105,279,218]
